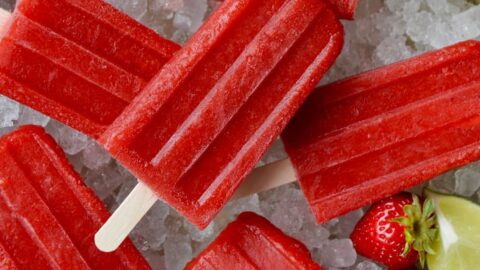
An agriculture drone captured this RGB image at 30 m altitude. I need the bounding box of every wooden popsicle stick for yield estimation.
[232,158,297,199]
[0,9,11,27]
[95,181,157,252]
[95,158,297,251]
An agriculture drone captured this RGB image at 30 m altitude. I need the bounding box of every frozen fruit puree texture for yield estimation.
[282,40,480,223]
[0,126,151,270]
[185,212,322,270]
[0,0,180,138]
[0,241,17,270]
[102,0,344,228]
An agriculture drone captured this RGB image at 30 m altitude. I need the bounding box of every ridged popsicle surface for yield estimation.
[102,0,344,228]
[185,212,322,270]
[0,0,179,138]
[282,40,480,223]
[0,126,151,270]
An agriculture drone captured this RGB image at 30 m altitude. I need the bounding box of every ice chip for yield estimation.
[316,239,357,268]
[375,35,413,64]
[82,141,112,170]
[46,121,89,155]
[84,164,127,200]
[184,220,215,242]
[17,106,50,127]
[178,0,207,32]
[356,261,383,270]
[335,209,365,238]
[164,235,192,270]
[452,5,480,40]
[426,0,460,15]
[294,223,330,249]
[0,96,19,128]
[428,171,457,194]
[454,166,480,197]
[132,202,170,251]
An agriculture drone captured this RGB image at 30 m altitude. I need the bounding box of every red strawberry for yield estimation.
[350,192,437,269]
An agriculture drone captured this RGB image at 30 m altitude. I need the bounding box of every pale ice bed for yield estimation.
[0,0,479,269]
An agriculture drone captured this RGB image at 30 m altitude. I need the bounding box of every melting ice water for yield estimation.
[0,0,479,269]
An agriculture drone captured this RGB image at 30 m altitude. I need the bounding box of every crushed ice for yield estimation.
[0,0,479,269]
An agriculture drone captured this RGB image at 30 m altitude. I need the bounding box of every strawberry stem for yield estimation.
[390,194,438,268]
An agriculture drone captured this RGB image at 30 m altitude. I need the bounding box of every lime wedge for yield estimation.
[425,190,480,270]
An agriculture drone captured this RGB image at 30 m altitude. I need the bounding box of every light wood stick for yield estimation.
[95,182,157,252]
[95,158,296,251]
[232,158,297,199]
[0,8,11,28]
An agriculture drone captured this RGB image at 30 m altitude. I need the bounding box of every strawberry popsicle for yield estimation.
[281,40,480,223]
[0,0,180,139]
[0,241,18,270]
[101,0,344,229]
[185,212,322,270]
[0,0,358,144]
[327,0,359,20]
[0,126,151,269]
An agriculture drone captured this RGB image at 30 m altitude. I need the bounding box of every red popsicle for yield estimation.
[0,241,18,270]
[185,212,322,270]
[327,0,359,19]
[0,0,357,146]
[281,40,480,223]
[0,126,151,269]
[101,0,344,229]
[0,0,180,138]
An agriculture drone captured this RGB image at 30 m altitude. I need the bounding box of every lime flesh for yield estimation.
[425,190,480,270]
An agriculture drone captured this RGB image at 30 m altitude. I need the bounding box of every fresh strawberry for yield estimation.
[350,192,437,269]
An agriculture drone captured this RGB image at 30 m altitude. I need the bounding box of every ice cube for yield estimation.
[184,219,216,242]
[164,235,192,270]
[356,261,383,270]
[214,193,262,230]
[17,106,50,127]
[107,0,147,19]
[150,0,184,12]
[0,96,19,128]
[294,222,330,249]
[132,202,170,251]
[454,166,480,197]
[316,239,357,268]
[46,121,89,155]
[406,11,435,44]
[452,5,480,40]
[81,141,111,170]
[426,0,460,15]
[141,251,166,270]
[83,164,127,200]
[260,184,310,234]
[428,171,457,193]
[375,35,413,65]
[335,209,364,238]
[178,0,207,32]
